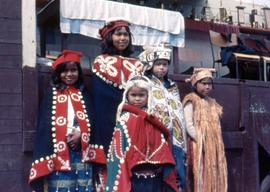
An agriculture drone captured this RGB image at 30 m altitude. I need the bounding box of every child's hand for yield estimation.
[67,130,81,151]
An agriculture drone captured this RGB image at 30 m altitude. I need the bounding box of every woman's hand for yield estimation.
[67,130,81,151]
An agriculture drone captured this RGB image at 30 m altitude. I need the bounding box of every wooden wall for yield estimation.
[0,0,32,191]
[174,75,270,192]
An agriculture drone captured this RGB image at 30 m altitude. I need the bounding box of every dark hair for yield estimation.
[50,61,84,92]
[100,26,133,57]
[192,77,214,93]
[144,69,169,81]
[144,61,170,87]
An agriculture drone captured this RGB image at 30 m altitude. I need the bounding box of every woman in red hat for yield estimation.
[29,50,105,192]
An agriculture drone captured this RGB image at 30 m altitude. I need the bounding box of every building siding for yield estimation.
[0,0,27,191]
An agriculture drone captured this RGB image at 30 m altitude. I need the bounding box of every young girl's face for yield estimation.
[127,86,148,108]
[152,59,169,81]
[196,77,213,97]
[112,27,130,51]
[60,62,79,85]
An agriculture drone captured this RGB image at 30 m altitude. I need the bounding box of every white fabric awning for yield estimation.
[60,0,185,47]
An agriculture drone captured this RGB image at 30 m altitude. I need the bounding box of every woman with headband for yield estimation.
[90,18,145,190]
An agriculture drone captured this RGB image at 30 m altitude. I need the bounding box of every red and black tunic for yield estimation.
[106,104,180,192]
[29,86,106,191]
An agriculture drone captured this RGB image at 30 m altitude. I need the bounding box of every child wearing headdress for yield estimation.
[182,68,228,192]
[106,76,180,192]
[29,50,105,192]
[139,45,187,190]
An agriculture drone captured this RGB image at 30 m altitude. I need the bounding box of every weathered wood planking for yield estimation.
[0,69,22,93]
[0,43,22,56]
[0,133,22,145]
[226,149,243,192]
[0,0,24,191]
[250,87,270,154]
[0,172,28,192]
[0,55,21,69]
[0,120,21,134]
[0,18,21,44]
[0,106,22,119]
[0,93,21,106]
[0,145,23,171]
[22,66,38,152]
[0,0,21,19]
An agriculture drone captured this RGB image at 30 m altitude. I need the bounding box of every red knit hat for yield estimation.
[99,19,129,40]
[52,50,82,70]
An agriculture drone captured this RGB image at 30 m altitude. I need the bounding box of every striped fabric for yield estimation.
[46,150,93,192]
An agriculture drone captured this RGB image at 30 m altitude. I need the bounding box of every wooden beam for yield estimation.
[37,0,59,26]
[36,0,50,7]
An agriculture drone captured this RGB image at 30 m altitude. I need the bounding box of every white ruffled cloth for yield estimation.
[60,0,185,47]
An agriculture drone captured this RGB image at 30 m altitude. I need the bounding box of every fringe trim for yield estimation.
[183,93,227,192]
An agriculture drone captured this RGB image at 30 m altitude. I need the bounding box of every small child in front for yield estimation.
[105,76,180,192]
